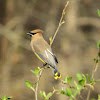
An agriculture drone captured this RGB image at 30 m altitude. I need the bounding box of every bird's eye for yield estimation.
[30,32,37,35]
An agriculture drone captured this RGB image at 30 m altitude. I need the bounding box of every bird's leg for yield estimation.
[41,63,47,68]
[35,63,49,84]
[40,63,50,69]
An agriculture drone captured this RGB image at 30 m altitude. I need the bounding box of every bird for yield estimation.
[27,29,61,80]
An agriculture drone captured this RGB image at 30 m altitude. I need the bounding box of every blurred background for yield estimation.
[0,0,100,100]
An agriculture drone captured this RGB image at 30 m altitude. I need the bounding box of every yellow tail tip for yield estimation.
[54,72,61,80]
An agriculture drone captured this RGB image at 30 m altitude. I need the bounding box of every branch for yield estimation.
[34,67,49,100]
[29,68,43,100]
[35,68,43,100]
[60,79,72,89]
[86,49,100,100]
[50,1,69,46]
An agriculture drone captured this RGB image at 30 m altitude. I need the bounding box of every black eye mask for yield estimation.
[27,32,37,36]
[30,32,37,35]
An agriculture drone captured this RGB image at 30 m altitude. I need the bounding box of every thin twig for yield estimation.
[50,1,69,46]
[31,87,35,92]
[60,79,72,88]
[35,69,43,100]
[80,95,84,100]
[91,56,99,79]
[77,88,85,100]
[48,87,59,100]
[33,66,49,100]
[87,49,100,100]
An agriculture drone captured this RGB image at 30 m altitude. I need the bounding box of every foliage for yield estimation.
[97,9,100,17]
[40,91,52,100]
[0,96,12,100]
[25,41,100,100]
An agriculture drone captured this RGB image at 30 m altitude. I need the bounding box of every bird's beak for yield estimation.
[26,32,32,36]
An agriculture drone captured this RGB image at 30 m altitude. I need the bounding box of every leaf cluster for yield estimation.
[60,73,100,100]
[0,96,12,100]
[40,91,52,100]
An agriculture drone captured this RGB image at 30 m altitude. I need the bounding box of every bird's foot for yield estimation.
[40,63,50,69]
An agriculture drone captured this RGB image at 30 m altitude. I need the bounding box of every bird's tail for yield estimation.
[49,65,61,80]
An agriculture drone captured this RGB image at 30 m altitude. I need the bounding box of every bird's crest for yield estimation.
[31,29,43,34]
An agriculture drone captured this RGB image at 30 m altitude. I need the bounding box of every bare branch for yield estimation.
[87,49,100,100]
[35,69,43,100]
[50,1,69,46]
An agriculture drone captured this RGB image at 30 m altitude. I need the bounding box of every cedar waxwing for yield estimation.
[27,29,61,79]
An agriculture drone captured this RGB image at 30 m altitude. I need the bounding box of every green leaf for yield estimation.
[64,76,72,84]
[66,88,72,96]
[91,79,95,83]
[76,73,82,81]
[2,95,7,100]
[25,81,32,88]
[49,37,52,43]
[31,68,39,76]
[40,91,45,98]
[0,98,2,100]
[86,74,91,82]
[98,94,100,99]
[76,74,86,86]
[74,81,79,89]
[46,92,52,99]
[86,74,95,83]
[40,91,43,97]
[79,74,86,86]
[73,89,80,98]
[97,41,100,48]
[79,80,85,86]
[74,81,82,90]
[60,90,69,96]
[67,77,72,84]
[73,81,83,98]
[62,20,65,24]
[43,91,46,98]
[35,68,39,75]
[64,76,68,82]
[33,82,36,88]
[31,70,36,74]
[90,99,96,100]
[97,9,100,17]
[40,91,47,98]
[60,90,66,95]
[8,96,12,99]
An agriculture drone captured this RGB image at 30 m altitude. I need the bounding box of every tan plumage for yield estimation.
[27,29,61,79]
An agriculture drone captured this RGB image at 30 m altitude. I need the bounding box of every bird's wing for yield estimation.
[32,38,57,68]
[53,54,58,63]
[36,50,56,66]
[46,49,58,63]
[33,51,46,64]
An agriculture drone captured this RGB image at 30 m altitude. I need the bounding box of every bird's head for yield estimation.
[54,70,61,80]
[27,29,43,37]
